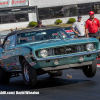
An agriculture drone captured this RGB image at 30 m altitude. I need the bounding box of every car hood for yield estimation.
[19,37,99,50]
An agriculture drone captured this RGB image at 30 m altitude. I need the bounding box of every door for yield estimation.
[1,34,16,70]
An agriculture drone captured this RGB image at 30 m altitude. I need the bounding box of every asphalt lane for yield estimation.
[0,68,100,100]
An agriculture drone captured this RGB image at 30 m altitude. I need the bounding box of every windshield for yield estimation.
[17,28,71,44]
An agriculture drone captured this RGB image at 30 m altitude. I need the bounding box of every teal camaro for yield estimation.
[0,26,99,86]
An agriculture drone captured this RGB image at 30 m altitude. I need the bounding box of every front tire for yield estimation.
[82,59,97,77]
[48,70,63,77]
[0,67,11,84]
[21,59,37,86]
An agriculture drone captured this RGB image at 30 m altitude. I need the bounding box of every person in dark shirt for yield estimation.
[35,20,46,28]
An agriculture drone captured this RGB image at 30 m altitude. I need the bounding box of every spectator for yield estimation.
[10,28,13,32]
[85,11,100,38]
[35,20,46,28]
[71,15,86,38]
[16,27,18,30]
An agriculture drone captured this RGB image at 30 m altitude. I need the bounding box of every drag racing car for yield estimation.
[0,26,99,86]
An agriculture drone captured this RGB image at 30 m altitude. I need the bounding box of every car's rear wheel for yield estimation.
[0,67,11,84]
[82,59,97,77]
[48,70,63,77]
[21,59,37,86]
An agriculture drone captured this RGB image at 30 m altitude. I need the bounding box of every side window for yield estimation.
[4,35,16,50]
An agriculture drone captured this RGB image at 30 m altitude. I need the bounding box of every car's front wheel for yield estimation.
[21,59,37,86]
[82,59,97,77]
[0,67,11,84]
[48,70,63,77]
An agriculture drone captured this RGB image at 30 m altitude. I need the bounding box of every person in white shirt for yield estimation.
[71,15,86,38]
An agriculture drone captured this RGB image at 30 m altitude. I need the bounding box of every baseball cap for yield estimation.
[78,15,82,18]
[89,11,94,15]
[38,20,42,24]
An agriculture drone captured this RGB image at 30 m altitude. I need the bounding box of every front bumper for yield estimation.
[42,61,93,71]
[35,50,100,61]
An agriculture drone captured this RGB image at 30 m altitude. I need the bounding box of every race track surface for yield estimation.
[0,68,100,100]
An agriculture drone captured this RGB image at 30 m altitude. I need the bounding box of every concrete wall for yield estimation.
[42,14,100,25]
[0,22,29,31]
[0,13,37,31]
[29,0,100,8]
[28,0,100,25]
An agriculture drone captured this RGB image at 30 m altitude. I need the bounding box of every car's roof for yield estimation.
[7,26,62,37]
[2,26,62,46]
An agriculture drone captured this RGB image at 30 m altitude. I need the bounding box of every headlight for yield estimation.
[40,49,48,58]
[86,43,94,52]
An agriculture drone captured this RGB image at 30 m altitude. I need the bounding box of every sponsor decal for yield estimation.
[65,30,73,33]
[14,57,19,61]
[53,33,58,36]
[16,62,20,65]
[4,62,7,66]
[10,63,13,66]
[1,61,4,67]
[7,64,9,66]
[0,0,28,8]
[8,67,12,70]
[5,67,12,70]
[0,0,9,6]
[14,66,20,70]
[5,67,9,70]
[2,55,9,59]
[1,64,4,67]
[12,0,27,5]
[18,66,21,69]
[13,62,16,65]
[12,66,20,70]
[1,61,3,64]
[29,62,36,66]
[12,67,15,69]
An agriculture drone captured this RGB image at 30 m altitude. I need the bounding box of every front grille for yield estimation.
[35,44,87,57]
[48,44,87,56]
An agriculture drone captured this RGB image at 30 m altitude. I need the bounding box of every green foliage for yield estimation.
[29,21,37,27]
[55,19,63,24]
[67,18,76,23]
